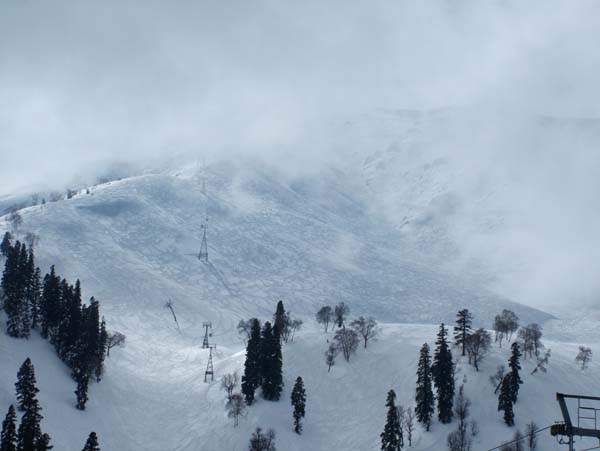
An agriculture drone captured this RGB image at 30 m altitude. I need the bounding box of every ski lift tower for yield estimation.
[198,217,208,262]
[204,345,217,382]
[202,321,212,349]
[551,393,600,451]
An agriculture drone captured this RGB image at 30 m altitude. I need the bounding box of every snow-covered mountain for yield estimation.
[1,111,599,450]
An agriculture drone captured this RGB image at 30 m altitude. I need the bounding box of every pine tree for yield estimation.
[15,359,39,413]
[380,389,402,450]
[260,322,283,401]
[17,405,43,451]
[2,242,31,338]
[1,405,17,451]
[28,267,42,331]
[508,342,523,404]
[415,343,435,431]
[94,318,108,382]
[454,309,473,357]
[241,319,262,405]
[35,433,52,451]
[0,231,12,257]
[290,377,306,434]
[75,376,89,411]
[40,266,61,339]
[81,432,100,451]
[432,323,454,424]
[498,376,515,426]
[273,301,286,341]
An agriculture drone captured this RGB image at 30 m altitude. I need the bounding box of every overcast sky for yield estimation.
[1,1,599,310]
[1,0,600,192]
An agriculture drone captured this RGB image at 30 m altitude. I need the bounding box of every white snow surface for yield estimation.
[0,160,595,451]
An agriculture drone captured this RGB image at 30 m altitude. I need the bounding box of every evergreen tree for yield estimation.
[508,342,523,404]
[75,376,89,411]
[2,242,31,338]
[498,376,515,426]
[81,432,100,451]
[94,318,108,382]
[380,389,402,450]
[415,343,435,431]
[273,301,286,341]
[241,319,262,405]
[1,405,17,451]
[35,434,52,451]
[454,310,473,357]
[0,232,12,257]
[260,322,283,401]
[290,377,306,434]
[17,405,43,451]
[15,359,39,413]
[28,267,42,331]
[432,323,454,424]
[40,266,61,340]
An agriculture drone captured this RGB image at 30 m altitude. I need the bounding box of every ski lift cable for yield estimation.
[485,425,552,451]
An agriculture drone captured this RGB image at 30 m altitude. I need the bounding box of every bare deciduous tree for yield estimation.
[221,372,239,400]
[248,427,276,451]
[325,344,337,372]
[530,349,551,375]
[350,316,379,348]
[465,328,491,371]
[404,407,415,447]
[106,331,126,356]
[289,319,303,342]
[576,346,592,371]
[226,393,246,427]
[525,421,538,450]
[316,306,333,332]
[333,327,359,362]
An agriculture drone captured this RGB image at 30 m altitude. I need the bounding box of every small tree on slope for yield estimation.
[508,342,523,403]
[498,376,515,427]
[432,323,455,424]
[415,343,435,431]
[381,389,403,450]
[82,432,100,451]
[15,359,39,413]
[290,377,306,434]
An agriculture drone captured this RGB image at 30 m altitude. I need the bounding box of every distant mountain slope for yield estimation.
[3,159,551,335]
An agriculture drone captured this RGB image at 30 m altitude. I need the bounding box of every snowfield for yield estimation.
[0,161,596,450]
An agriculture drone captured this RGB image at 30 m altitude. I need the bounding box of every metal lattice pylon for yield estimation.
[202,322,212,348]
[204,345,217,382]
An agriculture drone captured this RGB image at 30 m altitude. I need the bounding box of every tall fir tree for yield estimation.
[15,359,39,413]
[380,389,403,450]
[28,267,42,331]
[498,376,515,426]
[273,300,286,341]
[0,231,12,257]
[241,319,261,405]
[290,377,306,434]
[508,342,523,404]
[0,405,17,451]
[415,343,435,431]
[432,323,454,424]
[2,242,31,338]
[40,266,61,340]
[260,322,283,401]
[454,309,473,357]
[15,360,43,451]
[81,432,100,451]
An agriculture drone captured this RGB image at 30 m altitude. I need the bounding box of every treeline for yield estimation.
[0,358,101,451]
[1,233,108,409]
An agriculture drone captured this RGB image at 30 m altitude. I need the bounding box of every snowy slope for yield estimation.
[1,158,589,451]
